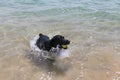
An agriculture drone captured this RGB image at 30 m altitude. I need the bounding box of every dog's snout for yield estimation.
[66,40,70,44]
[68,40,70,44]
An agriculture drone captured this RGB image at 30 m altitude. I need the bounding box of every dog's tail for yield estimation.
[39,33,43,36]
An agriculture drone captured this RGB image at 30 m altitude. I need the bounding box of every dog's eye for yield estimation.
[62,36,64,39]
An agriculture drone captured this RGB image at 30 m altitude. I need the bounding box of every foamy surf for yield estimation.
[59,49,70,59]
[30,35,40,52]
[30,35,70,59]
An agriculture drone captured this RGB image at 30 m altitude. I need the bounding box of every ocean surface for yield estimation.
[0,0,120,80]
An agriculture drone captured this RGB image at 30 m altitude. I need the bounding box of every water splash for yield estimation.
[30,35,71,60]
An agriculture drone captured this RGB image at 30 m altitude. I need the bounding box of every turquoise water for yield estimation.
[0,0,120,22]
[0,0,120,80]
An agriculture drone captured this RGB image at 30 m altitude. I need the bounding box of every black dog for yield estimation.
[36,33,70,51]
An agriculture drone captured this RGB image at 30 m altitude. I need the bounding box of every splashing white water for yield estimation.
[30,35,70,59]
[59,49,70,59]
[30,35,40,52]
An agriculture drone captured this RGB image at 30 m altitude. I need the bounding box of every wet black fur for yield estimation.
[36,33,70,51]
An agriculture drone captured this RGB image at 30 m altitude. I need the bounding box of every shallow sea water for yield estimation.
[0,0,120,80]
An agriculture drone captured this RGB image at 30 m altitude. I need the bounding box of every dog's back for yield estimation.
[36,34,50,50]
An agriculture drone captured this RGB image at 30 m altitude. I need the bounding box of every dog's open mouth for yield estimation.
[61,45,67,49]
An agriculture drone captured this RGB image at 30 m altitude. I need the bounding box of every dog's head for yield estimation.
[50,35,70,49]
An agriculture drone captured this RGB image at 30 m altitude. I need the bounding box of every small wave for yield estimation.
[30,35,70,60]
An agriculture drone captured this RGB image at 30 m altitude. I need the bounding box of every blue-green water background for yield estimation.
[0,0,120,23]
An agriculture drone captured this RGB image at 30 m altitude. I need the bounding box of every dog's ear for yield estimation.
[39,33,43,36]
